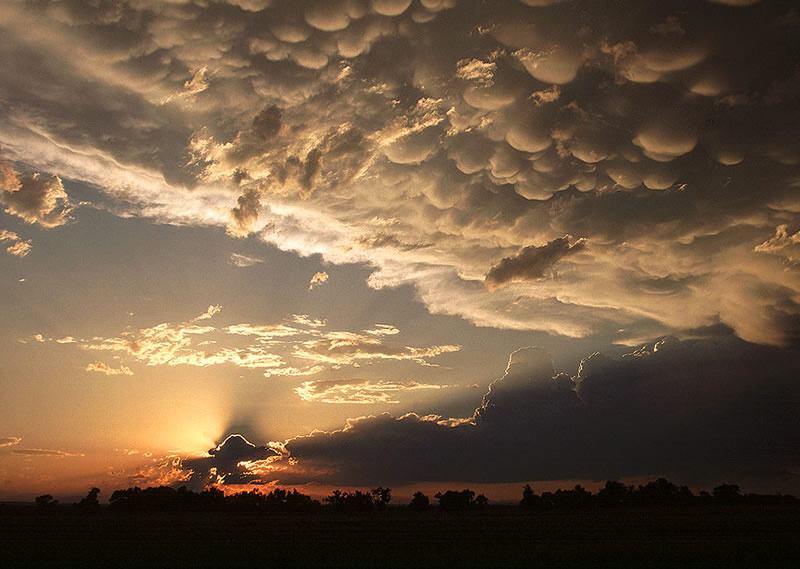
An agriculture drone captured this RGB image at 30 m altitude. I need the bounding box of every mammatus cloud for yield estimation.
[0,162,71,228]
[229,252,264,267]
[485,236,586,289]
[1,1,800,346]
[0,228,32,257]
[85,361,134,376]
[295,378,452,404]
[308,271,329,290]
[0,436,22,448]
[35,307,460,378]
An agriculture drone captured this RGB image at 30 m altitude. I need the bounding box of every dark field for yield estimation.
[2,505,800,568]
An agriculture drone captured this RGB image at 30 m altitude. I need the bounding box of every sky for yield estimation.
[1,0,800,500]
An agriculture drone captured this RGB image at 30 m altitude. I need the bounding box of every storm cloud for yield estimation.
[273,336,800,487]
[1,0,800,347]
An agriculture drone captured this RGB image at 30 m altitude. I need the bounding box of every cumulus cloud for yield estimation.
[308,271,329,290]
[485,236,586,289]
[0,228,32,257]
[295,378,451,404]
[1,0,800,347]
[227,188,263,238]
[182,434,282,488]
[0,162,71,228]
[268,337,800,486]
[0,436,22,448]
[85,361,134,376]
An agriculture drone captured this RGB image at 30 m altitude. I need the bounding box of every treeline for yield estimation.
[25,478,796,514]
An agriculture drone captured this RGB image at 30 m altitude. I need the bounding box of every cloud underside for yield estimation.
[261,337,800,486]
[1,0,800,347]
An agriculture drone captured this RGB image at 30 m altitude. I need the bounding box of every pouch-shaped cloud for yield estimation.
[1,0,800,349]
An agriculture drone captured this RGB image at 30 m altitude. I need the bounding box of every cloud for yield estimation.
[36,307,458,377]
[308,271,329,290]
[182,434,282,488]
[268,337,800,486]
[12,448,84,457]
[0,162,71,228]
[227,188,262,237]
[85,361,134,376]
[485,236,586,289]
[755,225,800,267]
[229,252,264,267]
[0,228,32,257]
[194,304,222,321]
[2,0,800,347]
[295,378,451,404]
[0,436,22,448]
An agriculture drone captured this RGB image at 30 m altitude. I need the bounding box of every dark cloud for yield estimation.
[2,0,800,344]
[183,434,281,489]
[276,338,800,487]
[485,236,586,289]
[227,187,263,237]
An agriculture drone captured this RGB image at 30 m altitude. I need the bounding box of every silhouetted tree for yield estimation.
[371,487,392,510]
[325,490,376,512]
[408,491,430,511]
[77,488,100,512]
[520,484,540,509]
[713,484,742,502]
[637,478,693,504]
[435,490,484,511]
[541,485,592,509]
[35,494,58,510]
[597,481,633,506]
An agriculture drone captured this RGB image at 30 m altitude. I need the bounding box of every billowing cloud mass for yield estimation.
[38,306,460,378]
[0,162,71,228]
[183,434,282,488]
[262,337,800,486]
[0,228,32,257]
[1,0,799,348]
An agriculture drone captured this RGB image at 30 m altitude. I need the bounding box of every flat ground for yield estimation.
[1,505,799,568]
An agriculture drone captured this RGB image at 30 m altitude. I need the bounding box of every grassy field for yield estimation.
[2,505,799,568]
